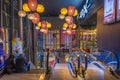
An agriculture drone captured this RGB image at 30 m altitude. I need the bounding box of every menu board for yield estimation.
[117,0,120,21]
[104,0,115,24]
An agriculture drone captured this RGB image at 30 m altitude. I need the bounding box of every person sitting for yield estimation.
[15,54,28,73]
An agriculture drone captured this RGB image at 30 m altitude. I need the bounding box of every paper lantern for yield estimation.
[63,23,68,28]
[23,3,30,12]
[37,22,41,27]
[28,0,38,11]
[28,14,34,20]
[66,29,72,34]
[72,24,77,29]
[63,27,67,30]
[32,13,40,24]
[40,28,45,32]
[36,4,45,13]
[35,26,40,30]
[69,23,74,29]
[68,5,75,16]
[73,9,78,16]
[59,14,65,19]
[60,8,67,15]
[47,22,52,28]
[65,16,73,25]
[43,29,48,34]
[41,21,47,28]
[18,10,26,17]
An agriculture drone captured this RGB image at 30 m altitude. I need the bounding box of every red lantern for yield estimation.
[32,13,40,24]
[41,21,47,28]
[28,0,38,11]
[68,5,75,16]
[65,16,73,25]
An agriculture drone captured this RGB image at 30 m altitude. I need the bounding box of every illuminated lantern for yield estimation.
[68,5,75,16]
[59,14,65,19]
[60,8,67,15]
[37,22,41,27]
[73,9,78,16]
[63,27,67,30]
[72,24,77,29]
[40,28,45,32]
[28,14,34,20]
[47,22,52,28]
[67,29,72,34]
[36,4,45,13]
[28,0,38,11]
[32,13,40,24]
[44,29,48,34]
[35,26,40,30]
[41,21,47,28]
[23,3,30,12]
[63,23,68,28]
[18,10,26,17]
[69,23,74,29]
[65,16,73,25]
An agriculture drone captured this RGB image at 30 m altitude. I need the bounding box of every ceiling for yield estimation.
[37,0,83,17]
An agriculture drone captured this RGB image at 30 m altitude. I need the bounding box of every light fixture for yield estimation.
[59,14,65,19]
[28,14,34,20]
[47,22,52,28]
[36,4,45,13]
[18,10,26,17]
[28,0,38,11]
[60,8,67,15]
[23,3,30,12]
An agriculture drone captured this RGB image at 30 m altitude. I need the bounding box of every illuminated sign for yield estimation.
[78,0,92,19]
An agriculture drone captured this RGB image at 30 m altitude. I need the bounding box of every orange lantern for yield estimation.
[69,23,74,29]
[23,3,30,12]
[73,9,78,16]
[63,23,68,28]
[65,16,73,25]
[41,21,47,28]
[32,13,40,24]
[28,0,38,11]
[37,21,41,27]
[60,8,67,15]
[36,4,45,13]
[44,29,48,34]
[47,22,52,28]
[68,5,75,16]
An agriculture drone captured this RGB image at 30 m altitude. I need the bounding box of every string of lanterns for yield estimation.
[59,5,78,34]
[18,0,51,34]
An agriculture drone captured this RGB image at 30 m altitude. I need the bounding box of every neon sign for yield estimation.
[78,0,92,19]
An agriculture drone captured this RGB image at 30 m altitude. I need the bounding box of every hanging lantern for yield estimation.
[59,14,65,19]
[36,4,45,13]
[69,23,74,29]
[35,26,40,30]
[28,14,34,20]
[28,0,38,11]
[40,28,45,32]
[63,27,67,30]
[60,8,67,15]
[43,29,48,34]
[32,13,40,24]
[47,22,52,28]
[73,9,78,16]
[68,5,75,16]
[66,29,72,34]
[63,23,68,28]
[37,21,41,27]
[18,10,26,17]
[23,3,30,12]
[65,16,73,25]
[72,24,77,29]
[41,21,47,28]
